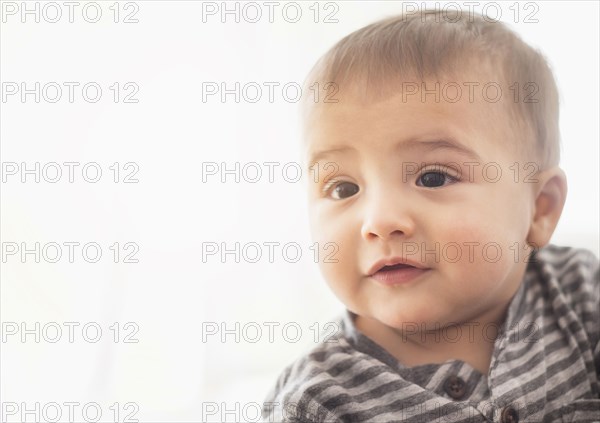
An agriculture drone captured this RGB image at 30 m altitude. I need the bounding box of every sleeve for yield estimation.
[261,364,341,423]
[577,250,600,386]
[570,248,600,396]
[261,365,294,422]
[591,257,600,395]
[542,246,600,397]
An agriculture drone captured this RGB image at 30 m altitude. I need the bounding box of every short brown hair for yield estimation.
[303,11,560,168]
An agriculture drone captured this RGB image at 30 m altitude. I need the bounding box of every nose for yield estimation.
[360,188,416,242]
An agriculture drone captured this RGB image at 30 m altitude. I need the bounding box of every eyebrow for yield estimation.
[307,137,481,170]
[307,146,356,170]
[401,138,482,162]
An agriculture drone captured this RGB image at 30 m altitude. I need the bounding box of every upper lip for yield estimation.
[367,257,429,276]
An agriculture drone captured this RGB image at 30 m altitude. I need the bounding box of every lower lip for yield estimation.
[370,266,429,286]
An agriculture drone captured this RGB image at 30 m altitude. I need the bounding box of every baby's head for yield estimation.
[302,11,567,331]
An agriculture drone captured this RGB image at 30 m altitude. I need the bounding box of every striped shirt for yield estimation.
[261,245,600,422]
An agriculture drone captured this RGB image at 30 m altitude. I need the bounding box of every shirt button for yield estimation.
[501,406,519,423]
[443,375,467,400]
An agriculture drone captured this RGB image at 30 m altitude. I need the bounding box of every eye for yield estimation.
[324,180,359,200]
[416,171,456,188]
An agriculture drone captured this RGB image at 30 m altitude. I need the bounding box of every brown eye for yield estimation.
[417,171,452,188]
[330,182,359,200]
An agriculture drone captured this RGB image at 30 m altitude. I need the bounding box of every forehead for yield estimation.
[304,79,515,168]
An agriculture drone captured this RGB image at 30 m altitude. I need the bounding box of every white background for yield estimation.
[1,1,598,422]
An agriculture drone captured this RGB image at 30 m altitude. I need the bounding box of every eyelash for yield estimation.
[321,166,460,199]
[321,178,344,196]
[416,166,460,187]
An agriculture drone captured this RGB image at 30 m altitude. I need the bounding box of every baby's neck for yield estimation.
[354,306,509,375]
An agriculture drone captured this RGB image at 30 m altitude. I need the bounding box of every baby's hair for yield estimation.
[302,11,560,168]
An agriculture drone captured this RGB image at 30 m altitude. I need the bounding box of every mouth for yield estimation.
[368,258,430,286]
[368,257,427,275]
[378,263,415,272]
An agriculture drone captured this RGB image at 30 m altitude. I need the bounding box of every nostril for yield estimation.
[362,227,406,241]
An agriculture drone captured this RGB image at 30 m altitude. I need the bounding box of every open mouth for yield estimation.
[378,263,414,272]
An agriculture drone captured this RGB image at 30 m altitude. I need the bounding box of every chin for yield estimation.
[370,307,416,329]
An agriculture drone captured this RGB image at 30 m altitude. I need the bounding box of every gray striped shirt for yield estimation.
[262,245,600,422]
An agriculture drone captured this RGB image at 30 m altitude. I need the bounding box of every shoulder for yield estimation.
[532,244,599,342]
[533,244,598,300]
[261,316,391,422]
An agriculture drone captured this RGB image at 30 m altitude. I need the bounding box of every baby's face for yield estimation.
[305,77,538,331]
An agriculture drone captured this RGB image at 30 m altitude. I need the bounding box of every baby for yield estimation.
[262,10,599,423]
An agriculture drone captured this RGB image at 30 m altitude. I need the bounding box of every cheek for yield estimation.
[310,202,358,249]
[437,216,522,294]
[310,207,351,253]
[309,208,361,297]
[438,186,530,246]
[429,207,492,249]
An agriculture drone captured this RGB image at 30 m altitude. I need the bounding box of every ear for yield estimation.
[526,167,568,249]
